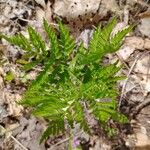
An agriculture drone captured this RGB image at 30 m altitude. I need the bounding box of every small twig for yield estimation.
[118,54,140,109]
[48,131,83,150]
[132,96,150,117]
[0,125,28,150]
[49,137,70,150]
[118,51,150,109]
[135,0,150,7]
[10,135,28,150]
[116,53,130,70]
[123,84,137,95]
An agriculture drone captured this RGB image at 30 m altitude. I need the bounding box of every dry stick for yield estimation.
[146,53,150,85]
[133,97,150,117]
[0,125,28,150]
[124,84,137,95]
[48,137,70,150]
[118,54,140,109]
[118,51,150,111]
[48,131,83,150]
[135,0,150,7]
[10,135,28,150]
[133,53,150,116]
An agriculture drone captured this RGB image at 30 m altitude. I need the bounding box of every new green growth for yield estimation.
[1,18,132,142]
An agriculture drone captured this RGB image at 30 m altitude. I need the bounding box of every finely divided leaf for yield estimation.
[58,21,75,57]
[28,26,46,54]
[2,18,132,142]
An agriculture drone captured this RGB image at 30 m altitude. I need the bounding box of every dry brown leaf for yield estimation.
[117,46,135,61]
[5,92,23,117]
[117,36,150,61]
[135,132,150,147]
[35,7,45,23]
[15,117,45,150]
[36,1,52,23]
[45,1,52,22]
[138,10,150,38]
[125,36,144,50]
[134,55,150,74]
[51,0,121,34]
[112,22,128,36]
[140,75,150,94]
[53,0,101,19]
[126,53,150,95]
[144,38,150,49]
[34,0,46,8]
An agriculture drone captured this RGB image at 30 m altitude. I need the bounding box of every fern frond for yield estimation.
[2,18,132,143]
[33,102,63,117]
[110,25,133,51]
[23,60,40,71]
[43,19,60,59]
[58,21,75,58]
[40,118,65,143]
[88,17,117,53]
[101,17,117,41]
[82,18,117,64]
[73,101,90,133]
[81,18,132,64]
[1,33,32,51]
[28,26,46,55]
[30,62,53,88]
[21,93,58,106]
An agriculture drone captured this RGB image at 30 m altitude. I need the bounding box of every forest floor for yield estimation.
[0,0,150,150]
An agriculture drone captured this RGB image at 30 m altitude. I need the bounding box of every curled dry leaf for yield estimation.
[51,0,121,33]
[139,17,150,38]
[117,36,150,61]
[15,117,45,150]
[135,132,150,147]
[131,74,150,96]
[45,1,52,23]
[141,75,150,94]
[132,54,150,94]
[117,46,135,61]
[36,6,46,23]
[36,1,52,23]
[144,38,150,50]
[134,54,150,74]
[53,0,121,19]
[125,36,144,50]
[112,22,128,36]
[112,22,135,61]
[34,0,46,8]
[5,92,23,117]
[53,0,101,19]
[77,29,93,48]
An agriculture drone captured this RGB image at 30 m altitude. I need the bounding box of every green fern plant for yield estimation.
[1,18,132,142]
